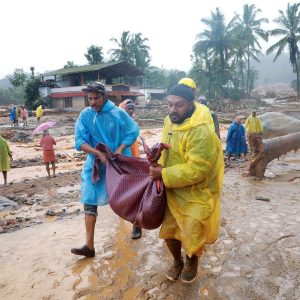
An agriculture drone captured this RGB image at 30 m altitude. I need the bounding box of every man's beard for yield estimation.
[169,106,195,124]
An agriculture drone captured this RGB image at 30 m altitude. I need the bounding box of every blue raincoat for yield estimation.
[75,100,139,206]
[226,121,247,155]
[9,107,16,122]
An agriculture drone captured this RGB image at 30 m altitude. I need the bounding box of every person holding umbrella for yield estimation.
[40,129,56,177]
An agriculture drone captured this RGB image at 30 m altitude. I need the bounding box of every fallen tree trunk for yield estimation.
[248,132,300,177]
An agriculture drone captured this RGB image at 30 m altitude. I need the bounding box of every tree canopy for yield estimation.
[267,3,300,96]
[85,45,104,65]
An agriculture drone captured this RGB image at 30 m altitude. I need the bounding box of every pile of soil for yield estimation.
[10,132,33,143]
[0,130,16,140]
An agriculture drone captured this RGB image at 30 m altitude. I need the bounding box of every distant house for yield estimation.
[39,61,145,110]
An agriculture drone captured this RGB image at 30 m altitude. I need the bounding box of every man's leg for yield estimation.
[51,161,56,176]
[165,239,184,281]
[181,254,199,283]
[45,163,51,177]
[3,171,7,185]
[71,204,97,257]
[85,214,96,250]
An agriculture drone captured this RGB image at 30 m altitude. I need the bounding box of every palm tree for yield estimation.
[194,8,238,95]
[30,66,35,79]
[196,8,238,75]
[239,4,268,96]
[131,33,151,70]
[267,3,300,96]
[230,23,263,95]
[109,31,133,63]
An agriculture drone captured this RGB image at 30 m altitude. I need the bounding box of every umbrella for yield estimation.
[33,121,56,135]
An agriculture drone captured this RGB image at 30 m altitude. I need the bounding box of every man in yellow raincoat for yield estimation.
[245,110,263,155]
[150,83,224,283]
[0,135,12,185]
[36,105,43,122]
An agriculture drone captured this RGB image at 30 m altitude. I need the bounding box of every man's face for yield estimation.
[87,92,105,112]
[252,111,257,117]
[125,107,134,117]
[167,95,194,124]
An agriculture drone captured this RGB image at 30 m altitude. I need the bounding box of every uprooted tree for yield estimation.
[248,132,300,177]
[248,112,300,177]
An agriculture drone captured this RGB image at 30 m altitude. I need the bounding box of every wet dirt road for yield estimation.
[1,152,300,299]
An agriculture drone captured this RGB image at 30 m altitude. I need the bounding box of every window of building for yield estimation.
[64,97,73,108]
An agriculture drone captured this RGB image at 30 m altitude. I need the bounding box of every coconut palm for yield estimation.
[195,8,238,76]
[109,31,134,64]
[238,4,268,96]
[131,33,151,70]
[267,3,300,96]
[194,8,238,97]
[230,23,263,95]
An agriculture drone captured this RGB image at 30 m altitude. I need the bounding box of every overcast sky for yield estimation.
[0,0,292,78]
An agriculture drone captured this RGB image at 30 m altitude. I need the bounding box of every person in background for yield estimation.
[9,106,18,127]
[245,110,263,155]
[226,116,247,161]
[20,106,29,126]
[197,96,220,138]
[36,105,43,122]
[40,130,56,177]
[0,135,13,185]
[150,83,224,283]
[71,82,139,258]
[119,99,142,239]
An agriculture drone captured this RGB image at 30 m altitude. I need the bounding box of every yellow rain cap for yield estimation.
[178,77,196,90]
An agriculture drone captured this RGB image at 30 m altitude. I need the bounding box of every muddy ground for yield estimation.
[0,99,300,300]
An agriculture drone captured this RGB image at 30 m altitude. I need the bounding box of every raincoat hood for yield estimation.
[166,102,213,131]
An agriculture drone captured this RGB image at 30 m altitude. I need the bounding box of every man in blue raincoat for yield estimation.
[226,116,247,161]
[71,82,139,257]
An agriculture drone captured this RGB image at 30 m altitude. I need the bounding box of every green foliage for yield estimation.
[192,5,268,99]
[63,61,77,68]
[0,87,24,105]
[9,68,27,88]
[24,78,41,109]
[85,45,104,65]
[267,3,300,96]
[110,31,151,72]
[143,67,186,89]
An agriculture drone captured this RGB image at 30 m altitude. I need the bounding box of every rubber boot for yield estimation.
[165,239,184,281]
[131,225,142,239]
[181,254,198,283]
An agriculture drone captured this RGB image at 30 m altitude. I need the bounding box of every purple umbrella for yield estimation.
[33,121,56,135]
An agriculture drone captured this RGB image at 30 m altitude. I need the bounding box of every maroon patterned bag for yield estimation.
[93,140,169,229]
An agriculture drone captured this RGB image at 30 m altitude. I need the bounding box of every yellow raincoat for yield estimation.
[245,115,263,133]
[36,105,43,119]
[159,103,224,257]
[0,137,11,172]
